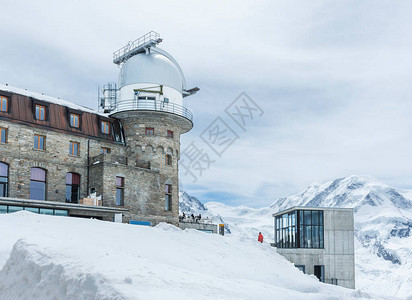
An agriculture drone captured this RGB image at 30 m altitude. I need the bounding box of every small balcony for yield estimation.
[110,99,193,122]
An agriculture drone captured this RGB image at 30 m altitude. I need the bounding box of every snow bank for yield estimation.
[0,212,374,299]
[0,240,121,300]
[0,211,365,300]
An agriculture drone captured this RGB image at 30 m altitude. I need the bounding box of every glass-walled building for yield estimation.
[275,209,324,249]
[272,207,355,289]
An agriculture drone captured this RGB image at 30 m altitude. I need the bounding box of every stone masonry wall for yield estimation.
[0,119,124,202]
[1,108,189,226]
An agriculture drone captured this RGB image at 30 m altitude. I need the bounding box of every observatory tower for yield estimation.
[99,32,198,225]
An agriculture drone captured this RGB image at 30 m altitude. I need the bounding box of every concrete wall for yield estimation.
[276,208,355,289]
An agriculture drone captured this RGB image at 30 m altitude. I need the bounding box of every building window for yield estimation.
[0,128,7,143]
[167,130,174,138]
[295,265,305,274]
[275,209,324,249]
[145,127,154,135]
[69,141,80,156]
[166,154,172,166]
[70,113,80,128]
[66,173,80,203]
[35,105,46,121]
[101,147,111,154]
[101,121,110,134]
[30,168,46,200]
[34,135,46,150]
[314,265,325,282]
[0,163,9,197]
[116,177,124,206]
[0,96,8,112]
[165,184,172,211]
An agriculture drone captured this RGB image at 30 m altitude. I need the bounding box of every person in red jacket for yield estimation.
[258,232,263,243]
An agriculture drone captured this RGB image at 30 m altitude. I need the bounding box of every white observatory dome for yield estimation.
[119,53,184,92]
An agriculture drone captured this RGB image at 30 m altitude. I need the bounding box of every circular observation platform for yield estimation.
[110,99,193,133]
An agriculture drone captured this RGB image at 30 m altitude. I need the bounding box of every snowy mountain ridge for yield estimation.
[179,175,412,298]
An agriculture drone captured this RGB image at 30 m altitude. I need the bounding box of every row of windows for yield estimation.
[0,205,68,216]
[2,128,171,165]
[0,162,123,205]
[0,162,173,210]
[67,112,110,134]
[145,127,174,139]
[0,128,112,156]
[0,96,111,135]
[275,210,324,249]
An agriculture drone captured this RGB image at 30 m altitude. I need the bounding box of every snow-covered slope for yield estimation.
[0,212,368,299]
[180,175,412,299]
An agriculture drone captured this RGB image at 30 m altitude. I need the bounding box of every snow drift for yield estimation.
[0,211,370,299]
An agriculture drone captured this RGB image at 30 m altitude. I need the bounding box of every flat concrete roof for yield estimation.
[0,197,128,214]
[272,206,353,217]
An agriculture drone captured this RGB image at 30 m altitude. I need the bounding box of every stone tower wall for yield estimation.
[111,110,189,225]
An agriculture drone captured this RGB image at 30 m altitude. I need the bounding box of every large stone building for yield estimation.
[0,32,198,225]
[273,207,355,289]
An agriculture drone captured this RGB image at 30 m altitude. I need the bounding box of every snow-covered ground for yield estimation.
[180,175,412,299]
[0,211,375,300]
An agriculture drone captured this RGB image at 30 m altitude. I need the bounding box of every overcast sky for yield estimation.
[1,1,412,207]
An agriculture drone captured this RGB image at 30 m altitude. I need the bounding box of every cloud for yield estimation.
[1,1,412,206]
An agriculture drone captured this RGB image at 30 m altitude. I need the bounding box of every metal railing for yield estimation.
[113,32,162,64]
[112,99,193,122]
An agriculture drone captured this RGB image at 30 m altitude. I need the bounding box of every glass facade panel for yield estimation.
[312,226,319,248]
[299,225,304,247]
[312,210,319,225]
[304,225,311,248]
[24,207,39,213]
[8,206,24,213]
[282,214,288,228]
[319,226,324,248]
[275,209,324,249]
[39,208,54,215]
[304,210,311,225]
[0,205,69,216]
[54,210,68,216]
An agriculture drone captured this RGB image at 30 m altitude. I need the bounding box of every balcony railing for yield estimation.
[111,99,193,122]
